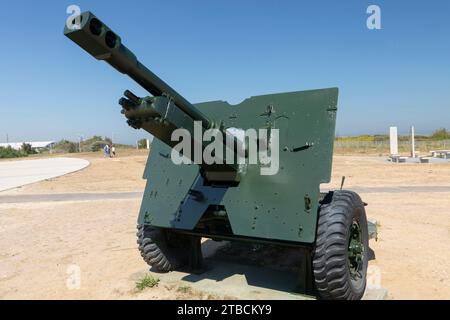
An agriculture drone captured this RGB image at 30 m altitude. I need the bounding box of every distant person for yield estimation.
[103,144,110,157]
[111,145,116,157]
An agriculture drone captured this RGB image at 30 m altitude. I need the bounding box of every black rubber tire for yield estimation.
[137,225,191,272]
[313,190,369,300]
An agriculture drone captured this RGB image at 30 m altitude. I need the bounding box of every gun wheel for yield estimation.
[313,190,369,300]
[136,225,192,272]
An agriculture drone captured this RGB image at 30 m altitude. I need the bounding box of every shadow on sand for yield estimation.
[179,240,308,296]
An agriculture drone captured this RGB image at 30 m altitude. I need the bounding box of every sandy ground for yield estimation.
[0,150,449,299]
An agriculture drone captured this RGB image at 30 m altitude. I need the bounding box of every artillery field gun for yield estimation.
[65,12,372,300]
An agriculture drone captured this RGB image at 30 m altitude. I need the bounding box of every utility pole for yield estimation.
[410,126,416,158]
[6,134,9,143]
[78,134,83,153]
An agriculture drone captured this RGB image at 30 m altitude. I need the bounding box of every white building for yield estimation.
[0,141,55,151]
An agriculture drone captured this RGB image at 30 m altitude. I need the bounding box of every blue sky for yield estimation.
[0,0,449,144]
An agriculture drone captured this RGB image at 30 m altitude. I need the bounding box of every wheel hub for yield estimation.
[348,220,364,280]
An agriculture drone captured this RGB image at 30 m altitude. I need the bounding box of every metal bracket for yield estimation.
[188,189,205,202]
[290,143,314,153]
[260,104,276,117]
[163,95,174,121]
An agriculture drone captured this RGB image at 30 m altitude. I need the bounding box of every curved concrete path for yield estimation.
[0,157,89,192]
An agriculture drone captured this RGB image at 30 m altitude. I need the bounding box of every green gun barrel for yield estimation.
[64,11,211,128]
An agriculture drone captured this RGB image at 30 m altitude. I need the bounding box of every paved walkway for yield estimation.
[327,186,450,193]
[1,186,450,204]
[0,158,89,192]
[0,191,142,203]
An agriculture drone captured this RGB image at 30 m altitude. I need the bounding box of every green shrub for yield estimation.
[135,274,159,291]
[431,128,450,140]
[53,140,77,153]
[21,143,37,155]
[90,141,106,152]
[0,146,27,158]
[137,138,148,149]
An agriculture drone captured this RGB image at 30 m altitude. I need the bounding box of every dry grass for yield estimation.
[334,140,450,156]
